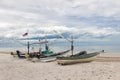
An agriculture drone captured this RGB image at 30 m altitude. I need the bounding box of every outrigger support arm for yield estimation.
[53,30,74,55]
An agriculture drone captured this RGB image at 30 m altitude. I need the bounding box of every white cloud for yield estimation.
[0,0,120,41]
[0,23,119,40]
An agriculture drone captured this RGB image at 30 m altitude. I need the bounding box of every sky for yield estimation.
[0,0,120,44]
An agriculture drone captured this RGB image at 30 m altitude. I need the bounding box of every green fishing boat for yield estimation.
[56,52,100,65]
[54,31,100,65]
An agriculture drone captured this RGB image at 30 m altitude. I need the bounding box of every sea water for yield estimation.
[0,40,120,54]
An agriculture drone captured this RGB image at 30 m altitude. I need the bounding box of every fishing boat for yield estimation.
[13,37,70,59]
[40,49,70,58]
[25,49,70,62]
[56,52,100,65]
[28,49,70,58]
[28,39,70,58]
[54,31,100,65]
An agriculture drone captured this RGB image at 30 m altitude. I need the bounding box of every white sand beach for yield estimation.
[0,52,120,80]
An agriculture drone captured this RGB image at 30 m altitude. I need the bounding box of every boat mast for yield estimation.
[39,38,41,53]
[45,36,49,51]
[27,41,30,54]
[71,36,74,55]
[27,30,30,55]
[54,30,74,55]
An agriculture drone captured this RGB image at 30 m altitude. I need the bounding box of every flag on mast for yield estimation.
[23,32,28,37]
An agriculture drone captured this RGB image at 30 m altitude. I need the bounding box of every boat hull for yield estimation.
[56,52,100,65]
[57,56,97,65]
[40,50,70,58]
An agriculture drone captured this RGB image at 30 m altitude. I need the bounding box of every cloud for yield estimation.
[3,25,118,41]
[0,0,120,42]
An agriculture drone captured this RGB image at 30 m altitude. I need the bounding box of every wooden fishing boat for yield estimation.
[40,49,70,58]
[56,52,100,65]
[28,50,70,62]
[15,49,70,59]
